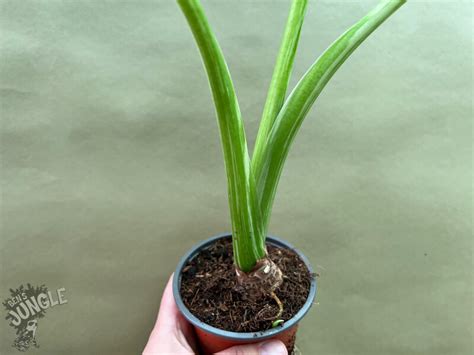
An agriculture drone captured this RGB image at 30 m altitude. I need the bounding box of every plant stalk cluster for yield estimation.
[177,0,406,272]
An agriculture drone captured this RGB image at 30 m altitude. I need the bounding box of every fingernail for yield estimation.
[259,340,287,355]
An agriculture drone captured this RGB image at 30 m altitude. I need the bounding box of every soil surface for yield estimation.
[180,237,312,332]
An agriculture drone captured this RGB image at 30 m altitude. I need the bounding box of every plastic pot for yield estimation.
[173,233,317,354]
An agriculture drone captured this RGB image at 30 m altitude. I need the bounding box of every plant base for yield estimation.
[173,234,317,354]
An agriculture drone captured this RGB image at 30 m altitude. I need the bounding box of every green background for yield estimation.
[1,0,472,354]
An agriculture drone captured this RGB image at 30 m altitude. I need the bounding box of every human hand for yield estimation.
[143,275,288,355]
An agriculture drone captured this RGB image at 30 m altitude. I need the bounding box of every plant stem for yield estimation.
[253,0,406,231]
[177,0,266,272]
[252,0,308,196]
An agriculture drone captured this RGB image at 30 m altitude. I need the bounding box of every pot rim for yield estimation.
[172,232,317,341]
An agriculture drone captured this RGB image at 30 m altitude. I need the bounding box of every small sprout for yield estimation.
[272,319,284,328]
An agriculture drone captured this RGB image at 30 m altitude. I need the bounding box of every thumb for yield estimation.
[214,340,288,355]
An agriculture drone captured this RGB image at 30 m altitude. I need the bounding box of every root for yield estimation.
[235,257,286,328]
[235,257,283,300]
[270,291,284,328]
[270,291,283,319]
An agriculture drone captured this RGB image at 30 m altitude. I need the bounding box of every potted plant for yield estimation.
[173,0,406,353]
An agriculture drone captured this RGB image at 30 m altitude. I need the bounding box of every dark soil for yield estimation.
[180,237,312,332]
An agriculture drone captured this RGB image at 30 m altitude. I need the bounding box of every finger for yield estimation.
[155,274,196,342]
[143,274,196,354]
[154,274,180,329]
[214,340,288,355]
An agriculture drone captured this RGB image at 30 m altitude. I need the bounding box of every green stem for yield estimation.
[253,0,406,230]
[252,0,308,200]
[177,0,266,272]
